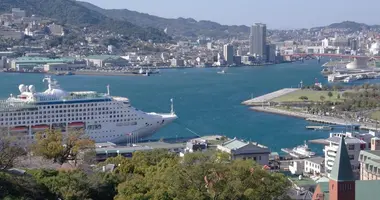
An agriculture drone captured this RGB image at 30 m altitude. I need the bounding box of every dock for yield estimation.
[308,139,329,145]
[306,118,361,129]
[305,125,332,131]
[242,88,299,106]
[281,148,312,159]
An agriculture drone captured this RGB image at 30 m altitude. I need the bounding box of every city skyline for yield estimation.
[85,0,380,29]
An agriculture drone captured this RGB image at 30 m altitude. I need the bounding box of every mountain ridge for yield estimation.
[77,1,249,39]
[0,0,171,42]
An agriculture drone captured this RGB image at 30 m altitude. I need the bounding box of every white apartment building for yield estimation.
[304,157,325,175]
[324,131,378,177]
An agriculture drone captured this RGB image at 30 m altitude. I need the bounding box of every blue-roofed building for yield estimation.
[217,138,270,165]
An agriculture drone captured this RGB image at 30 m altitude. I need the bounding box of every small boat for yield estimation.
[65,71,75,76]
[217,70,226,74]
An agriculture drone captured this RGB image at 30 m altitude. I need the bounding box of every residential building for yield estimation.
[170,58,185,67]
[233,56,242,65]
[48,24,65,36]
[265,44,276,63]
[11,8,26,19]
[313,137,380,200]
[289,160,304,175]
[216,138,270,166]
[323,132,376,177]
[305,157,325,175]
[249,23,267,59]
[359,137,380,180]
[223,44,234,65]
[0,30,24,40]
[207,42,212,50]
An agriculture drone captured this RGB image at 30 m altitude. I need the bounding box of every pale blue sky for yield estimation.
[84,0,379,29]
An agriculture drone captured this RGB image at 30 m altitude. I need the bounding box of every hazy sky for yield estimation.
[84,0,379,29]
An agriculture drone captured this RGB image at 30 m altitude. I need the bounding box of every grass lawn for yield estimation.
[272,90,342,103]
[370,111,380,120]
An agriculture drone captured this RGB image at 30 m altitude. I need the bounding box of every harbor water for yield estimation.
[0,60,350,154]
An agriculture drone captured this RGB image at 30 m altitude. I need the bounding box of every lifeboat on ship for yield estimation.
[31,124,49,131]
[10,126,28,132]
[68,122,85,128]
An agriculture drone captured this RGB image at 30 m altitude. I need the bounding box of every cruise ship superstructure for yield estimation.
[0,77,177,144]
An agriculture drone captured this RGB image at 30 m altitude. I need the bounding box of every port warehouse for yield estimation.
[8,55,130,71]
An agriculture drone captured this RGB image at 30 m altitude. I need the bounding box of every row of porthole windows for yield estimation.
[1,108,134,117]
[1,118,140,126]
[1,114,141,121]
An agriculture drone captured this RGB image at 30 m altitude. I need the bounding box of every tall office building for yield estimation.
[249,23,267,60]
[223,44,234,65]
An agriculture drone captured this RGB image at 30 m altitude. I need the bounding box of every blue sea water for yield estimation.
[0,60,340,153]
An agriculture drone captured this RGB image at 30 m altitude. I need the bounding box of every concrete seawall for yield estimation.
[251,106,378,131]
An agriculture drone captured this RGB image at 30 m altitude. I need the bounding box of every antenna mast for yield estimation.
[107,85,110,96]
[170,98,174,114]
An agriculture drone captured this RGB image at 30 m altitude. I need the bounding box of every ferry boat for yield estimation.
[0,77,177,144]
[281,141,316,158]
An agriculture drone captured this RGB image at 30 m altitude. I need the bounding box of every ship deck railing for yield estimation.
[0,100,38,112]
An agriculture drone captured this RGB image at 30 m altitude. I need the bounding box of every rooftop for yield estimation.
[13,56,75,63]
[86,55,122,60]
[221,138,249,150]
[305,156,324,164]
[361,150,380,158]
[326,136,365,144]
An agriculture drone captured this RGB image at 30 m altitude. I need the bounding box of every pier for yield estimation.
[242,88,299,106]
[305,125,332,131]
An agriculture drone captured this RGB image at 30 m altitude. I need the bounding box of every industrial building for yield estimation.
[10,57,76,70]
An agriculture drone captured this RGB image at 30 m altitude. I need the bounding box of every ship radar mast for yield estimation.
[170,98,175,115]
[107,84,110,96]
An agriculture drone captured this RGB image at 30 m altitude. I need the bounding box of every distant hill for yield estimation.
[312,21,380,32]
[77,1,249,39]
[0,0,171,42]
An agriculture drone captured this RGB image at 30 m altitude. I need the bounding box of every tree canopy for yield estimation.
[32,129,94,165]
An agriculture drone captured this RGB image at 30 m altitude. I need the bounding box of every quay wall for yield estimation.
[251,106,377,131]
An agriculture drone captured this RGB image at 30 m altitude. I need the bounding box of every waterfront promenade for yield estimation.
[251,106,378,131]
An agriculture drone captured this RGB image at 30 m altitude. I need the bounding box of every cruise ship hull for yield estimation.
[0,77,178,145]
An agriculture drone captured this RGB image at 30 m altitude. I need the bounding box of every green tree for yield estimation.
[0,132,26,171]
[32,129,94,165]
[31,169,91,200]
[337,94,341,99]
[114,151,291,200]
[299,96,309,101]
[328,91,333,99]
[320,95,326,102]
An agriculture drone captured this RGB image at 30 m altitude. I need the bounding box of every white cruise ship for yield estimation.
[0,77,177,144]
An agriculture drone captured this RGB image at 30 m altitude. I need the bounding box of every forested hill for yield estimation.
[77,1,250,39]
[0,0,171,42]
